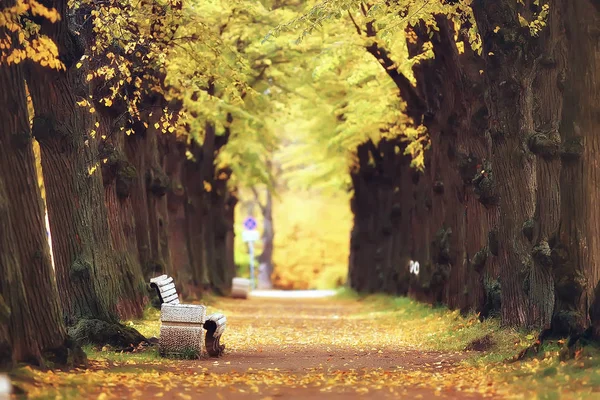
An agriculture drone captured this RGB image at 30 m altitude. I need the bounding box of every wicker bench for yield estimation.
[150,275,226,357]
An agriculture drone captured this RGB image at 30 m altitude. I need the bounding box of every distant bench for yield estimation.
[150,275,226,357]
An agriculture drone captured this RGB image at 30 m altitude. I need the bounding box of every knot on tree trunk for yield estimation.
[457,152,479,184]
[433,180,445,194]
[488,229,499,256]
[532,241,553,269]
[471,246,488,273]
[70,257,92,280]
[99,141,138,198]
[481,279,502,319]
[433,227,452,265]
[147,167,170,196]
[115,163,137,199]
[473,160,499,207]
[527,131,561,158]
[32,115,73,147]
[560,136,584,162]
[522,219,535,242]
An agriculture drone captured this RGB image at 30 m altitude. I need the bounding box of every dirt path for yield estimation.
[116,295,487,399]
[15,294,499,399]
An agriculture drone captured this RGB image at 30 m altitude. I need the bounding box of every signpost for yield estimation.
[242,216,260,289]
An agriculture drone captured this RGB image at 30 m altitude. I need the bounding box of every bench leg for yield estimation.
[203,320,225,357]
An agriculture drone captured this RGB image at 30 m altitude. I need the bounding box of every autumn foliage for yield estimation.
[1,0,600,386]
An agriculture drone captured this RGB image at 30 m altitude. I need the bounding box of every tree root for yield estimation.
[68,319,147,350]
[43,337,88,368]
[509,328,596,363]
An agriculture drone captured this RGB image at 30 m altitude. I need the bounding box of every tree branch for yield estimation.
[347,11,362,35]
[251,186,267,215]
[352,3,425,122]
[365,41,425,121]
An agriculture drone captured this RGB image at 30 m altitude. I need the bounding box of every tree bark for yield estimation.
[183,142,207,289]
[349,139,412,295]
[99,114,147,320]
[165,135,195,297]
[473,0,557,328]
[183,113,235,295]
[208,167,237,293]
[555,0,600,337]
[0,61,76,367]
[25,0,145,346]
[125,106,171,281]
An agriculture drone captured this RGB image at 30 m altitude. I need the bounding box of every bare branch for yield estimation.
[251,186,267,215]
[347,11,362,35]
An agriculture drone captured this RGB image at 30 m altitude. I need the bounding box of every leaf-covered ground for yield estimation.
[9,292,600,399]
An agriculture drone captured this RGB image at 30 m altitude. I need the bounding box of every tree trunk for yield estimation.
[255,186,274,289]
[183,143,207,289]
[182,114,235,295]
[165,136,195,297]
[26,0,145,346]
[146,120,171,277]
[349,139,411,294]
[125,127,154,279]
[556,0,600,337]
[410,16,497,313]
[207,167,237,294]
[473,0,557,328]
[0,61,76,367]
[99,114,147,320]
[126,107,171,281]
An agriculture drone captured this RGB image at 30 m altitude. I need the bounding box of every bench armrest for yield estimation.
[203,313,226,357]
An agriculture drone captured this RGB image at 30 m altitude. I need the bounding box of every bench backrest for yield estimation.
[149,275,180,305]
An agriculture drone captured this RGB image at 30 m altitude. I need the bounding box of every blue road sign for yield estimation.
[243,216,257,230]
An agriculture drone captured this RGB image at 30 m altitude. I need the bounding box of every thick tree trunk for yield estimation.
[125,128,154,279]
[28,68,117,325]
[0,61,75,367]
[473,0,557,328]
[556,0,600,337]
[183,115,235,295]
[99,114,147,320]
[411,16,497,313]
[126,107,171,281]
[146,120,171,277]
[26,0,145,346]
[165,136,195,296]
[183,143,207,289]
[210,168,237,293]
[349,139,411,294]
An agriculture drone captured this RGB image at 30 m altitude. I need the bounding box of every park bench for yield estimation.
[150,275,226,358]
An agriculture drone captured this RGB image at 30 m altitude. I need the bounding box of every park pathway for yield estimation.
[15,292,502,399]
[153,292,491,399]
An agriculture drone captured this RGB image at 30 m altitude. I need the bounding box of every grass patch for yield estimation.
[337,290,535,361]
[338,290,600,399]
[83,345,162,363]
